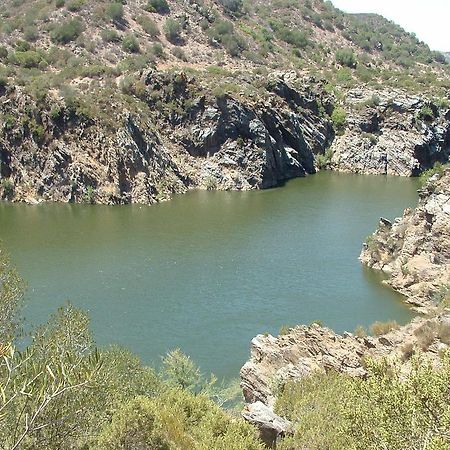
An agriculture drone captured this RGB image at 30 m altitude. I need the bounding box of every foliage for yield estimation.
[0,246,24,342]
[370,320,399,336]
[335,48,357,68]
[331,106,347,133]
[146,0,170,14]
[94,388,264,450]
[122,34,140,53]
[277,353,450,450]
[106,2,124,22]
[276,372,353,450]
[419,162,448,188]
[137,15,160,37]
[50,19,83,44]
[163,18,182,44]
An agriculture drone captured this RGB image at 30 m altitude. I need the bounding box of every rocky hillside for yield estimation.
[360,167,450,311]
[0,0,449,204]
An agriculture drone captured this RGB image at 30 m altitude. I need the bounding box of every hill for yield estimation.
[0,0,449,204]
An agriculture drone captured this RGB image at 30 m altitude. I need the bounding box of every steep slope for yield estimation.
[0,0,449,204]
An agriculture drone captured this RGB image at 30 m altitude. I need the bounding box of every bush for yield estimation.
[331,107,347,133]
[207,20,246,56]
[163,18,182,44]
[419,162,448,187]
[10,50,43,68]
[50,19,83,44]
[370,320,399,336]
[218,0,243,15]
[66,0,85,12]
[136,15,159,37]
[146,0,170,14]
[336,48,357,68]
[417,105,435,122]
[94,389,264,450]
[0,46,8,59]
[122,34,140,53]
[106,2,124,22]
[101,28,121,43]
[0,179,14,199]
[171,46,187,61]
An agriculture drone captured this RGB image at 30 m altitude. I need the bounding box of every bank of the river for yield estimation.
[0,172,419,379]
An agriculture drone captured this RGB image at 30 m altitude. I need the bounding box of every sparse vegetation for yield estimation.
[370,320,399,336]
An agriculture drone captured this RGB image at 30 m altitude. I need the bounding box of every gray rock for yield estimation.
[242,401,292,447]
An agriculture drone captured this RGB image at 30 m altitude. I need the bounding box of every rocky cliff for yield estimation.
[329,89,450,176]
[360,168,450,311]
[0,71,333,204]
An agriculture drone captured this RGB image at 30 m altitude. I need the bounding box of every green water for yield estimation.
[0,172,419,379]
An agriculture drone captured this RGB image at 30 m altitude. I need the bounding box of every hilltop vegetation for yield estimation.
[0,0,448,116]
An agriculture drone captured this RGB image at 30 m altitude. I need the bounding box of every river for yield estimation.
[0,172,419,379]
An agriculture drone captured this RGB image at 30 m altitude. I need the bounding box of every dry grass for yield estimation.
[370,320,400,336]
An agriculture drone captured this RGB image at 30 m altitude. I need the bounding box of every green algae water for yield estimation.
[0,172,419,379]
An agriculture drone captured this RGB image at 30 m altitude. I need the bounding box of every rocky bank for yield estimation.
[0,71,333,204]
[360,168,450,311]
[240,168,450,445]
[1,71,449,205]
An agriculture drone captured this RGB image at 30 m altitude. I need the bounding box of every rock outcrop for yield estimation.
[0,71,333,204]
[360,168,450,311]
[329,88,450,176]
[241,314,450,422]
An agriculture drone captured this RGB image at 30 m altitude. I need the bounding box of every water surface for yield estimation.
[0,172,419,378]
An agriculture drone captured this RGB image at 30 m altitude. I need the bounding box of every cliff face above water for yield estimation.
[0,71,333,204]
[1,74,449,204]
[329,89,450,176]
[360,169,450,311]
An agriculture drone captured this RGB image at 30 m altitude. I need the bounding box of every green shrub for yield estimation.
[207,20,246,56]
[335,48,357,68]
[163,18,182,43]
[122,34,140,53]
[136,15,159,37]
[171,46,187,61]
[331,107,347,133]
[15,40,31,52]
[151,42,164,57]
[0,179,14,198]
[10,50,43,68]
[419,162,448,187]
[66,0,85,12]
[101,28,121,43]
[106,2,124,21]
[146,0,169,14]
[94,389,264,450]
[218,0,243,15]
[417,105,435,122]
[50,19,83,44]
[0,46,8,59]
